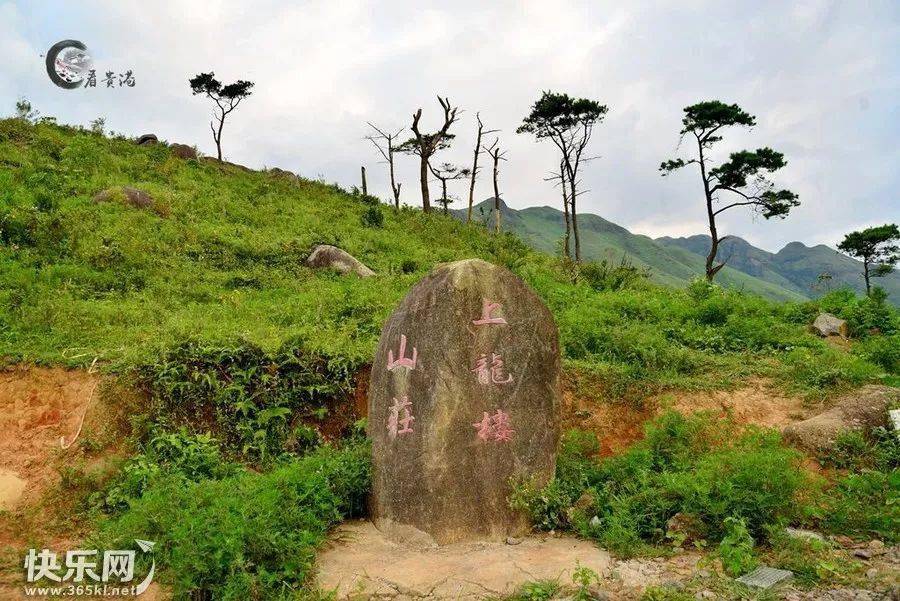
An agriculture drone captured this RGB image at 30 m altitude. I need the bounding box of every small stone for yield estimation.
[832,535,854,548]
[506,536,522,545]
[853,549,872,560]
[695,591,715,600]
[868,540,885,551]
[696,569,712,578]
[590,516,601,528]
[866,567,878,580]
[136,133,158,145]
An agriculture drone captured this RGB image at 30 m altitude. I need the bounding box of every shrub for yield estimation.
[138,340,358,461]
[360,204,384,228]
[96,440,371,599]
[813,469,899,543]
[718,517,757,576]
[578,256,649,292]
[853,333,900,373]
[513,413,807,556]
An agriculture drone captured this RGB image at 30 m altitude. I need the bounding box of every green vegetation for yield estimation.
[511,410,898,575]
[2,117,898,598]
[94,438,370,599]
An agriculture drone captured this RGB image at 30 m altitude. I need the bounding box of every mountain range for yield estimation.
[454,199,900,303]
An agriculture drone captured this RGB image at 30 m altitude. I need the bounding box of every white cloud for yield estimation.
[3,0,898,252]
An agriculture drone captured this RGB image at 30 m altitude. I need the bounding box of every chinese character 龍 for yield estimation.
[472,353,513,385]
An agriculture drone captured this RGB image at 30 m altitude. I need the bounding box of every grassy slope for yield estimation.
[0,119,888,399]
[462,200,808,303]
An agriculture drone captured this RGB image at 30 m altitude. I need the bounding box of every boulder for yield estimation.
[169,143,197,159]
[369,258,561,544]
[136,133,158,145]
[812,313,848,337]
[92,186,154,210]
[305,244,375,278]
[783,385,898,452]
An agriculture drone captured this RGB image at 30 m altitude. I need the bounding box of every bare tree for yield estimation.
[398,96,459,213]
[483,138,508,234]
[365,122,403,209]
[428,162,471,214]
[544,159,573,258]
[466,113,498,223]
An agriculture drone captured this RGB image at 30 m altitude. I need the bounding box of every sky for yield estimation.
[2,0,898,253]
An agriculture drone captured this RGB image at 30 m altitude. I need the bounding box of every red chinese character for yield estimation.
[387,334,417,371]
[472,298,507,326]
[387,396,415,439]
[471,353,513,384]
[472,409,515,442]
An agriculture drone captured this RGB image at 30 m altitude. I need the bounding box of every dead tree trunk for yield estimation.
[361,166,367,196]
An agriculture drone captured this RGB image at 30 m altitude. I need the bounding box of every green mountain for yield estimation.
[456,199,808,302]
[656,235,900,301]
[456,199,899,304]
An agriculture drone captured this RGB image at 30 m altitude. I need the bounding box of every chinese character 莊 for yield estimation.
[387,396,415,439]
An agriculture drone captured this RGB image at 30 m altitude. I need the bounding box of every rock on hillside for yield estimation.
[783,385,898,452]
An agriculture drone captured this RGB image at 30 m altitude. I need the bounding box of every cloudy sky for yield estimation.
[2,1,898,252]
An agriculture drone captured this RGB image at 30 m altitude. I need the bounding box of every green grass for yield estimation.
[2,118,894,404]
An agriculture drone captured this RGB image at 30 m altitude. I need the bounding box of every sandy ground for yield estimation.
[316,520,616,599]
[0,366,101,513]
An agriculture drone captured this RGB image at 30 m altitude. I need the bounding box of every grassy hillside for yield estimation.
[460,199,808,302]
[1,118,893,396]
[3,118,898,599]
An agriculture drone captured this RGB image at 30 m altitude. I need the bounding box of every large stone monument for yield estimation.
[369,258,561,544]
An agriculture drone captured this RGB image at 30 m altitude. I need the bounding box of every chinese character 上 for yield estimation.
[472,298,507,326]
[24,549,62,583]
[472,353,513,385]
[387,396,415,439]
[102,550,135,582]
[472,409,515,442]
[386,334,417,371]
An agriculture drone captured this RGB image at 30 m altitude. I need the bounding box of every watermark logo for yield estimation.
[45,40,136,90]
[22,540,155,597]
